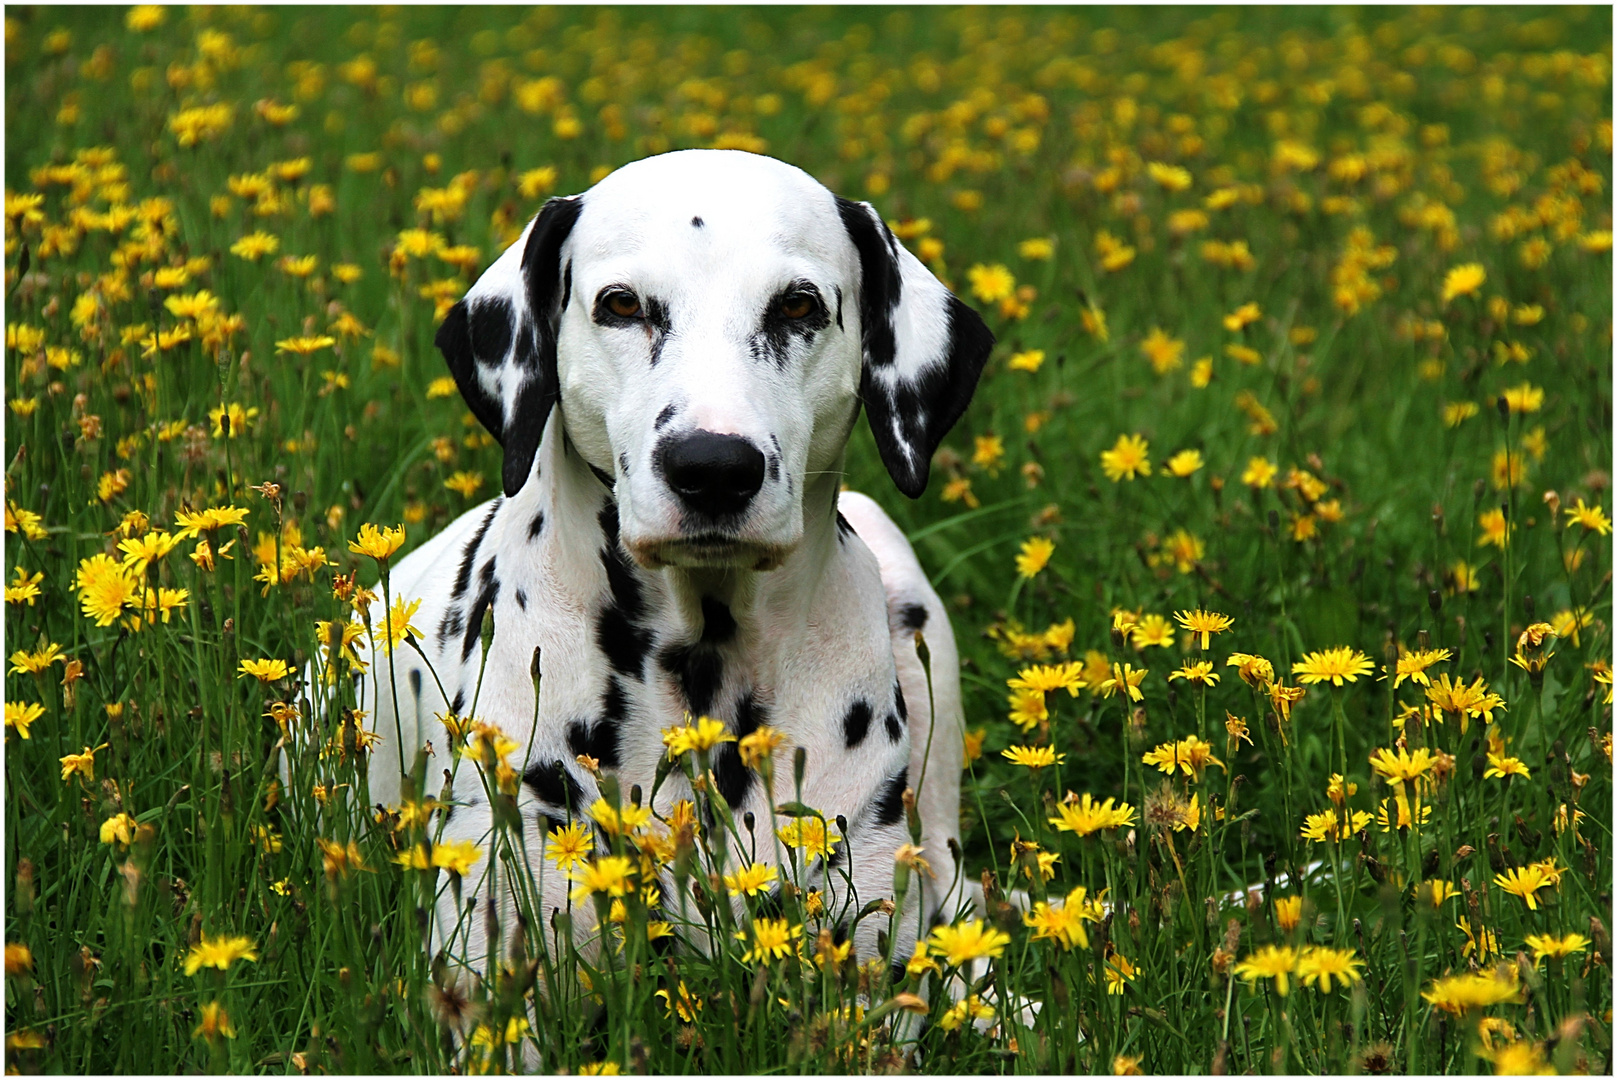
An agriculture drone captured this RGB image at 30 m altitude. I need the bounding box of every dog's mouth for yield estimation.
[629,533,791,572]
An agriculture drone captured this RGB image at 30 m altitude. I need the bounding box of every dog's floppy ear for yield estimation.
[436,195,583,498]
[837,197,995,498]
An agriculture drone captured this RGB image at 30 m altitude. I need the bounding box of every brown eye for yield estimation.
[606,291,642,318]
[781,293,815,319]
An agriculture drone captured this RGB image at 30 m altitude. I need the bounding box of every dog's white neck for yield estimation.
[526,418,844,680]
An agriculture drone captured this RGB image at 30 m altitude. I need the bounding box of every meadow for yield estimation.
[3,4,1613,1074]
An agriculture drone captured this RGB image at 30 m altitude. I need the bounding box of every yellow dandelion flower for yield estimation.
[1292,646,1373,686]
[1440,262,1486,303]
[1100,433,1151,482]
[927,919,1011,968]
[1015,535,1055,578]
[182,933,258,976]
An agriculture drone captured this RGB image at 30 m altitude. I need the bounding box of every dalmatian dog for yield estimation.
[352,149,993,983]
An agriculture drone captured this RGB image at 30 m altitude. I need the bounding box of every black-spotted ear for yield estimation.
[436,195,583,497]
[837,197,994,498]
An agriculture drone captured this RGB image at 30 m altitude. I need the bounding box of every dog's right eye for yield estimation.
[604,290,642,319]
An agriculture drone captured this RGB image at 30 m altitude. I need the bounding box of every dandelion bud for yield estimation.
[479,607,495,657]
[793,746,807,792]
[1589,917,1610,964]
[742,810,755,834]
[1543,489,1561,517]
[1428,589,1442,613]
[530,646,543,687]
[15,859,35,917]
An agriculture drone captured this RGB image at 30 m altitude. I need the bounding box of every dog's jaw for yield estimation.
[628,536,792,573]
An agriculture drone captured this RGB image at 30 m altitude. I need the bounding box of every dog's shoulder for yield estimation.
[833,490,943,638]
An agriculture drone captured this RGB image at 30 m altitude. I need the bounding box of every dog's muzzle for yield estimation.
[634,430,788,571]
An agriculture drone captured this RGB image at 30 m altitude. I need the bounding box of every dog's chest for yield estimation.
[409,494,911,824]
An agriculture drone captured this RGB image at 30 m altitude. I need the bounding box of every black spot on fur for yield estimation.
[452,499,502,601]
[873,767,908,826]
[706,689,763,814]
[595,503,652,678]
[408,668,422,703]
[835,511,854,541]
[885,712,902,742]
[711,738,753,810]
[438,606,464,643]
[565,678,628,768]
[588,462,615,490]
[523,759,582,813]
[735,690,765,739]
[515,588,527,610]
[654,403,678,430]
[766,454,780,482]
[645,296,672,366]
[560,259,572,313]
[538,810,567,834]
[751,280,829,370]
[467,296,514,365]
[842,699,873,749]
[658,597,733,717]
[836,198,902,369]
[699,596,736,642]
[450,689,466,716]
[618,453,629,476]
[527,508,546,540]
[889,962,907,986]
[598,607,652,680]
[566,716,620,769]
[893,680,907,722]
[461,558,500,661]
[691,215,704,228]
[834,285,844,330]
[898,602,929,631]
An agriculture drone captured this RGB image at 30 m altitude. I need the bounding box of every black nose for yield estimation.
[657,431,766,517]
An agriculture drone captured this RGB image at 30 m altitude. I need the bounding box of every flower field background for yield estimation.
[4,4,1613,1074]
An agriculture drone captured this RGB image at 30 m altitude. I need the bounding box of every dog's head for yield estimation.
[437,150,993,570]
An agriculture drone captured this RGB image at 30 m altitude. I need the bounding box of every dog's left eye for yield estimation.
[604,290,642,319]
[781,292,816,319]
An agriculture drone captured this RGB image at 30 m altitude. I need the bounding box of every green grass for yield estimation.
[3,4,1612,1074]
